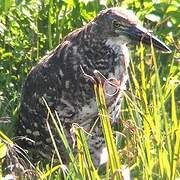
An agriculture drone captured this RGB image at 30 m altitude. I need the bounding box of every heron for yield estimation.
[16,7,171,166]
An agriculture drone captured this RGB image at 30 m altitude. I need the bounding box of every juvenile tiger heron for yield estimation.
[16,7,171,166]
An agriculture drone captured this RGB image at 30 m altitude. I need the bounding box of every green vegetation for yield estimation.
[0,0,179,179]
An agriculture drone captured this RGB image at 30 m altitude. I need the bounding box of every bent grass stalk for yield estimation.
[94,83,122,179]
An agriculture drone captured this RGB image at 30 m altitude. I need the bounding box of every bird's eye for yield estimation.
[113,20,121,28]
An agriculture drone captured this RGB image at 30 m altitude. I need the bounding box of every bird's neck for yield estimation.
[105,38,130,68]
[81,29,131,79]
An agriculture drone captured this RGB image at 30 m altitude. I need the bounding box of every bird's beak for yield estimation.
[129,24,171,53]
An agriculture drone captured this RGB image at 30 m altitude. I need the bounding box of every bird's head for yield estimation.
[91,7,171,52]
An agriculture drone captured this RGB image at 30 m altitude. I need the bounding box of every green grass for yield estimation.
[124,45,180,179]
[0,0,179,179]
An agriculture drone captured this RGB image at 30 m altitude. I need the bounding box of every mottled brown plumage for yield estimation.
[16,7,171,166]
